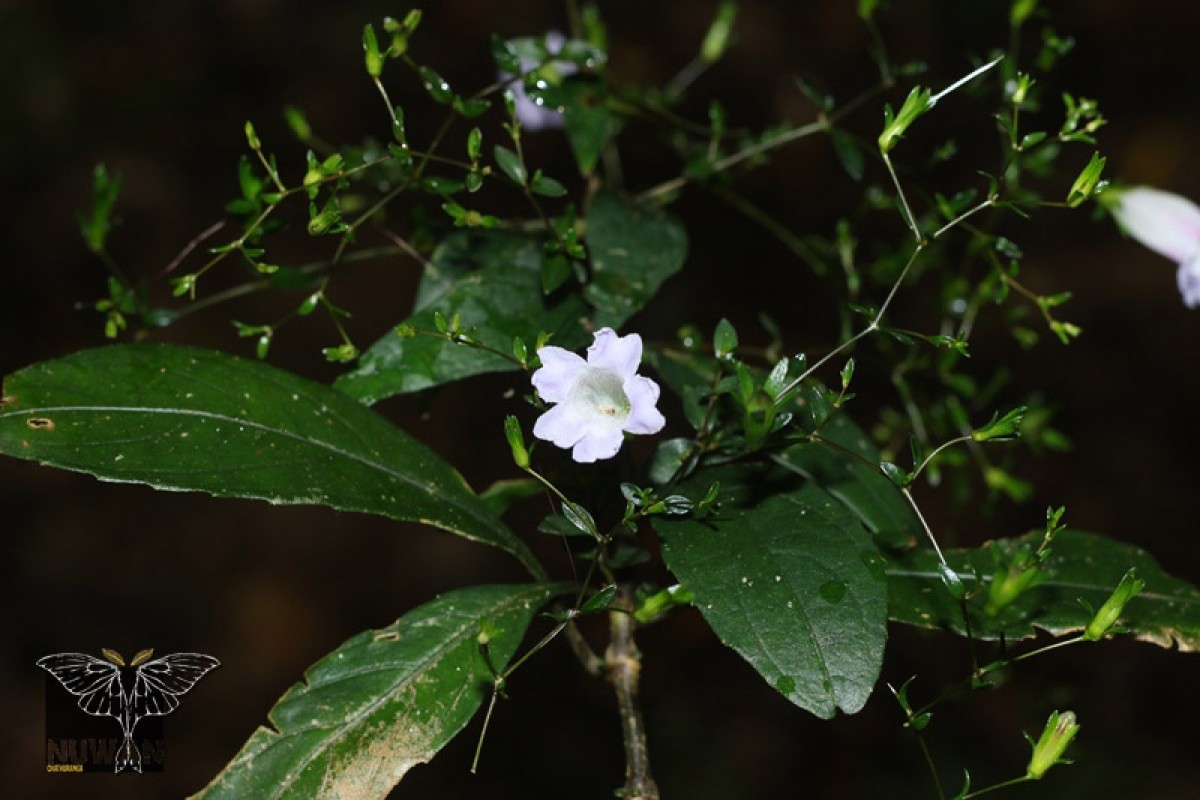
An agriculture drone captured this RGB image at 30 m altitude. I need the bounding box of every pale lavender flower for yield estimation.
[504,31,575,132]
[1111,186,1200,307]
[531,328,665,463]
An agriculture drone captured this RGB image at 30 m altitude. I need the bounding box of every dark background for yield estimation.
[3,1,1199,798]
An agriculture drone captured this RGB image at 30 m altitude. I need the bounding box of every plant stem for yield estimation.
[607,585,659,800]
[774,241,926,405]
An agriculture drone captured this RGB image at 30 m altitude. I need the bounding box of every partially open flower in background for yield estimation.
[1109,186,1200,308]
[501,31,576,132]
[531,328,665,463]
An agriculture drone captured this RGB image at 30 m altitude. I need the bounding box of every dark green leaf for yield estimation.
[562,501,598,538]
[0,345,541,576]
[537,513,592,538]
[453,96,490,118]
[655,465,888,718]
[649,437,694,485]
[336,231,588,403]
[419,66,453,104]
[196,583,568,799]
[540,255,571,295]
[529,171,568,198]
[886,529,1200,650]
[493,145,526,185]
[534,76,615,175]
[713,318,738,359]
[829,129,865,181]
[78,163,122,253]
[490,34,521,74]
[772,414,919,549]
[479,477,540,515]
[579,584,618,614]
[584,190,688,329]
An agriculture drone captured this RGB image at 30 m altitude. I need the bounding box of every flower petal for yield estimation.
[586,328,642,379]
[1113,187,1200,263]
[1178,253,1200,308]
[572,428,625,463]
[532,404,587,449]
[531,346,586,403]
[623,375,665,434]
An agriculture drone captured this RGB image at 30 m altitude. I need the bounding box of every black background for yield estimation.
[3,1,1199,798]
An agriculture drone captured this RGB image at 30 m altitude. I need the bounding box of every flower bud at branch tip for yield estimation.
[1084,568,1145,641]
[1027,710,1080,779]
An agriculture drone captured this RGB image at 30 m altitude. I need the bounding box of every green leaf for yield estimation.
[418,66,454,104]
[336,230,588,404]
[196,583,568,799]
[584,190,688,329]
[534,76,615,175]
[78,163,122,253]
[829,128,865,181]
[492,145,526,186]
[0,344,541,576]
[529,171,568,198]
[772,414,920,549]
[712,318,738,359]
[886,529,1200,650]
[654,465,888,718]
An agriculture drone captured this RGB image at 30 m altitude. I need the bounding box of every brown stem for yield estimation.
[565,619,605,678]
[606,586,659,800]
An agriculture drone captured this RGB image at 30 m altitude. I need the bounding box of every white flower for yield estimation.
[1110,186,1200,308]
[531,328,665,463]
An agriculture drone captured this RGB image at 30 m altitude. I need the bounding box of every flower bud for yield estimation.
[243,120,260,151]
[878,86,932,153]
[972,406,1026,442]
[985,546,1044,616]
[1066,151,1107,207]
[363,24,385,78]
[700,1,737,64]
[1026,710,1079,779]
[504,416,531,469]
[1084,568,1145,641]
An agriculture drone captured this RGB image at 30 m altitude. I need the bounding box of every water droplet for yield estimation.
[775,675,796,696]
[819,580,847,604]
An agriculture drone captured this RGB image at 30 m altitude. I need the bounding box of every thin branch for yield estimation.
[156,220,226,279]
